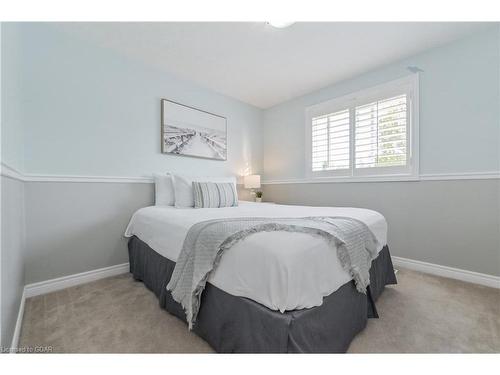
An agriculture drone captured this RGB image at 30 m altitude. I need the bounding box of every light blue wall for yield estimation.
[1,23,499,298]
[1,22,27,349]
[263,26,500,180]
[6,24,498,180]
[1,23,26,171]
[0,22,263,348]
[5,23,263,178]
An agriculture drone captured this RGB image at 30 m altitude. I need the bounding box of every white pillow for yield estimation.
[171,173,237,208]
[154,173,175,206]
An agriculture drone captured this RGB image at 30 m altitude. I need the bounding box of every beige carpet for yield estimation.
[19,268,500,353]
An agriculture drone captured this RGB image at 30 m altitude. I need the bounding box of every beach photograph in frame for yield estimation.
[161,99,227,160]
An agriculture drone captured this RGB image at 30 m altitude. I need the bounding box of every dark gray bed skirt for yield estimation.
[128,236,397,353]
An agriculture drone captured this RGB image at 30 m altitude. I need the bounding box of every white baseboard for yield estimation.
[9,263,129,353]
[9,289,26,353]
[392,256,500,289]
[24,263,130,298]
[8,257,498,353]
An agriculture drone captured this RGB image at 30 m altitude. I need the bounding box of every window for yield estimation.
[311,109,350,171]
[306,76,419,181]
[354,94,407,169]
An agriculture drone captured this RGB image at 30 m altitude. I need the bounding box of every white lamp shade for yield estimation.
[244,174,261,189]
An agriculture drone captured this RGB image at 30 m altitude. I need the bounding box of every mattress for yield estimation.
[124,201,388,312]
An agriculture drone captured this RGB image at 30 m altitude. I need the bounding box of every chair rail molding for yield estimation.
[261,171,500,184]
[2,162,499,184]
[1,162,27,182]
[1,162,153,184]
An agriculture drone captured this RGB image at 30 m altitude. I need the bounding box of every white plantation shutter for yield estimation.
[354,94,408,169]
[312,109,350,171]
[307,76,418,181]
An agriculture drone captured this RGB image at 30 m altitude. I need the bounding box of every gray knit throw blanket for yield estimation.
[166,217,379,329]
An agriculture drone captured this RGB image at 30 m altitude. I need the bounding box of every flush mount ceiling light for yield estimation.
[266,21,295,28]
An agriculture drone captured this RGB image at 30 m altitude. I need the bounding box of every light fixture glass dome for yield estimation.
[267,21,295,28]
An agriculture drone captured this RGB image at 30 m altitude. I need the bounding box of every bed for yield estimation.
[125,201,397,353]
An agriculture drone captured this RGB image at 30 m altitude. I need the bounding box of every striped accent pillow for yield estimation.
[193,182,238,208]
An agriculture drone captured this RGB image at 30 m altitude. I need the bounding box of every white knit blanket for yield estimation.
[166,217,379,329]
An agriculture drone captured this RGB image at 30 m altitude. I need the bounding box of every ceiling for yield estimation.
[52,22,488,108]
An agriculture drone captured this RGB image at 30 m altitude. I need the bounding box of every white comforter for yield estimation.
[124,201,387,312]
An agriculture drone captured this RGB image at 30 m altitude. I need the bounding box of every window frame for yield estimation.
[305,75,419,182]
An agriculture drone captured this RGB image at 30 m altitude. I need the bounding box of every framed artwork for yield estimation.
[161,99,227,160]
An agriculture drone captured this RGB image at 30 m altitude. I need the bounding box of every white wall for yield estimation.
[263,26,500,181]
